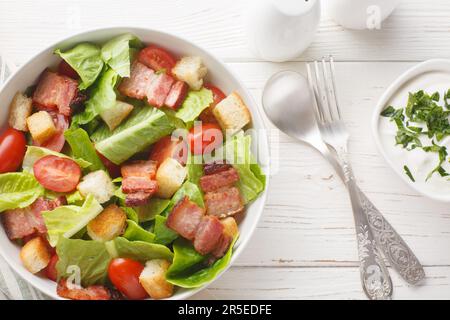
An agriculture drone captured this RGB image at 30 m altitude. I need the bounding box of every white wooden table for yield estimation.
[1,0,450,300]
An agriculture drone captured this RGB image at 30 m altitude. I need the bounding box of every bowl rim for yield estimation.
[371,58,450,202]
[0,26,270,300]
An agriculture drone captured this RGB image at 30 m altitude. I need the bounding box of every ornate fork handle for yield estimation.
[341,152,393,299]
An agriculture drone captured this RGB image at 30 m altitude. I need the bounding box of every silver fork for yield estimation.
[307,57,393,300]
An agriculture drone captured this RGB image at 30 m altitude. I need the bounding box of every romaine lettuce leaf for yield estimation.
[56,238,111,286]
[175,88,213,124]
[166,236,237,288]
[163,181,204,216]
[66,191,84,205]
[120,206,139,223]
[101,33,142,77]
[153,215,178,245]
[22,146,91,172]
[91,106,174,164]
[186,153,204,188]
[72,68,120,127]
[0,172,44,212]
[55,43,104,90]
[64,128,106,172]
[123,219,155,243]
[108,237,173,263]
[42,194,103,246]
[135,198,170,222]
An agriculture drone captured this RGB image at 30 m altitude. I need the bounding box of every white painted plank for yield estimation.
[190,266,450,300]
[1,0,450,63]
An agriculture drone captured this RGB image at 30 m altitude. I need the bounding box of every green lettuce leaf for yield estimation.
[42,194,103,246]
[120,206,139,223]
[175,88,213,124]
[123,219,155,243]
[164,181,204,216]
[72,68,120,127]
[91,106,174,164]
[166,236,237,288]
[154,215,178,245]
[22,146,92,172]
[108,237,173,263]
[135,198,170,222]
[66,191,84,205]
[56,238,111,286]
[186,153,204,188]
[0,172,44,212]
[64,128,106,172]
[101,33,142,77]
[215,134,265,204]
[55,43,104,90]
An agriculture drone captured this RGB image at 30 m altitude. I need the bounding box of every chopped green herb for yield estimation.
[403,165,415,182]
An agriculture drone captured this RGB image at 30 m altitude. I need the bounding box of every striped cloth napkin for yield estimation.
[0,55,49,300]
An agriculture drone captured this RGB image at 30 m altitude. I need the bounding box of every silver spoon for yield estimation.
[262,70,425,296]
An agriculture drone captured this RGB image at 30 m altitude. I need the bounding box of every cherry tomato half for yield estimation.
[45,254,59,282]
[32,112,69,152]
[57,60,79,79]
[188,123,223,155]
[0,127,26,173]
[138,45,177,72]
[149,135,188,166]
[199,84,226,123]
[33,155,81,192]
[108,258,148,300]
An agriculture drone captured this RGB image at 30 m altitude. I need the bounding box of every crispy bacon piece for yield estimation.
[164,80,188,110]
[166,197,205,240]
[203,162,232,176]
[121,160,157,179]
[57,279,111,300]
[204,187,244,218]
[211,233,233,258]
[200,167,240,192]
[122,177,158,194]
[33,70,78,116]
[121,160,158,206]
[1,196,65,240]
[193,216,224,255]
[147,73,174,108]
[118,62,155,100]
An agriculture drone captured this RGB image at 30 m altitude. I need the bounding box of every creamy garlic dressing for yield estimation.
[378,71,450,198]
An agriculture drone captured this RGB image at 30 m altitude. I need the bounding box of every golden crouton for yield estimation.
[20,237,51,274]
[156,158,187,199]
[8,92,32,131]
[212,92,251,135]
[172,56,207,90]
[221,217,239,238]
[26,111,56,144]
[139,259,173,299]
[87,204,127,242]
[100,100,134,131]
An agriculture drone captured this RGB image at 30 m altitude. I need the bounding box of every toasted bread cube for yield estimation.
[87,204,127,241]
[172,56,207,90]
[8,92,32,131]
[139,259,173,299]
[156,158,187,198]
[77,170,116,204]
[20,237,51,274]
[100,101,134,131]
[221,217,239,238]
[26,111,56,144]
[212,92,251,135]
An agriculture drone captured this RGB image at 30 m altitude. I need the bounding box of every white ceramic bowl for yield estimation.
[0,27,270,299]
[372,59,450,202]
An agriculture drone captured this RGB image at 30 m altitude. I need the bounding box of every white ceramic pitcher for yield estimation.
[245,0,321,62]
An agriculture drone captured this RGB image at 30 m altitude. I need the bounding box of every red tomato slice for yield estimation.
[0,127,26,173]
[149,136,188,166]
[108,258,148,300]
[33,155,81,193]
[33,112,69,152]
[138,45,177,73]
[97,150,121,178]
[57,60,79,79]
[45,254,59,282]
[199,84,226,124]
[188,123,223,155]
